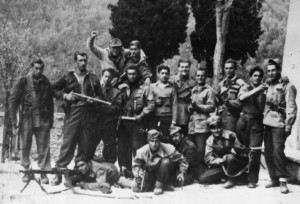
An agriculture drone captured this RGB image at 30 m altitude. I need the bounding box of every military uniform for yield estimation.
[188,84,215,163]
[236,83,265,184]
[117,80,155,171]
[263,77,297,181]
[169,74,197,135]
[52,71,102,168]
[199,130,247,184]
[216,76,245,132]
[132,142,188,192]
[148,81,178,143]
[123,54,152,82]
[9,73,54,170]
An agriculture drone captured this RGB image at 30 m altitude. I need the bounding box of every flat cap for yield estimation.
[207,115,222,128]
[109,38,122,47]
[147,129,161,140]
[170,126,182,136]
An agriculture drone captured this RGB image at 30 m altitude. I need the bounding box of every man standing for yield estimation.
[132,129,188,195]
[93,68,125,163]
[199,116,247,189]
[263,59,297,194]
[169,59,197,135]
[188,68,215,162]
[51,51,102,186]
[9,58,54,184]
[170,126,204,185]
[149,65,177,143]
[117,65,155,176]
[236,66,267,188]
[216,59,245,132]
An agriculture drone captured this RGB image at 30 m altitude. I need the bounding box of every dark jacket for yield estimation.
[123,54,152,81]
[9,73,54,127]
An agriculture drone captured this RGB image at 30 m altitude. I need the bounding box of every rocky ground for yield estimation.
[1,119,300,204]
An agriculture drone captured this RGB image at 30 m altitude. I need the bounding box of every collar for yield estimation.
[155,81,171,88]
[149,145,165,158]
[73,69,88,82]
[224,75,237,86]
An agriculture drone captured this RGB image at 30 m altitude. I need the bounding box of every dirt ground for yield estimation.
[1,123,300,204]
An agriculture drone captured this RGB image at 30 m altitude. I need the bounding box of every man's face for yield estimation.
[32,63,44,78]
[127,69,138,83]
[101,71,113,86]
[76,161,89,175]
[224,62,236,79]
[110,46,122,57]
[158,69,169,83]
[76,55,87,72]
[250,71,263,86]
[129,45,140,57]
[149,139,160,152]
[210,126,223,138]
[196,70,206,85]
[178,62,190,76]
[171,132,183,146]
[267,65,279,81]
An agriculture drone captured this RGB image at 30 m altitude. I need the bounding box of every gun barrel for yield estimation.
[121,116,136,121]
[19,169,79,175]
[72,93,111,105]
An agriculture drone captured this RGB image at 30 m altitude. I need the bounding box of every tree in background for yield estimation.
[108,0,189,77]
[190,0,263,86]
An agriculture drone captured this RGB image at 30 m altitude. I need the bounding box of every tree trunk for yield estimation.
[213,0,234,88]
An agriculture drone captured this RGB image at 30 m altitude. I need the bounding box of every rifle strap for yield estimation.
[221,162,250,178]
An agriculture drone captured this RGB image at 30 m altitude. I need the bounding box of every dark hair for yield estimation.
[31,58,45,69]
[129,40,141,49]
[268,59,281,71]
[178,58,191,67]
[249,66,264,78]
[74,51,88,61]
[126,64,139,73]
[102,68,115,77]
[224,59,237,69]
[157,65,170,74]
[196,68,207,76]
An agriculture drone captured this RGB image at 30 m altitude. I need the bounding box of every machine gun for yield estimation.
[19,168,81,194]
[72,92,111,105]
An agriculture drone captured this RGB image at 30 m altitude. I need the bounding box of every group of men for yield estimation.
[10,30,297,195]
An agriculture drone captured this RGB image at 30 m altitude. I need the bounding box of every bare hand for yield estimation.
[256,83,268,92]
[222,155,227,164]
[64,92,76,102]
[144,78,151,85]
[91,31,98,38]
[86,99,94,104]
[177,172,185,186]
[135,114,143,122]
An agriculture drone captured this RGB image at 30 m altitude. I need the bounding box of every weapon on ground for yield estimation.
[19,168,81,194]
[121,116,136,121]
[72,92,111,105]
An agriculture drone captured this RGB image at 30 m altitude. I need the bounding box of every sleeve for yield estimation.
[182,146,197,165]
[170,148,188,174]
[47,81,54,127]
[87,36,106,60]
[194,89,215,113]
[81,169,111,192]
[138,61,152,80]
[140,85,155,117]
[52,75,67,99]
[204,139,223,167]
[132,149,146,178]
[171,87,178,124]
[237,84,249,101]
[8,78,25,125]
[285,83,297,132]
[103,90,124,115]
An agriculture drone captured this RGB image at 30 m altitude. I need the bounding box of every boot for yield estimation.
[265,180,280,188]
[22,166,32,183]
[223,178,235,189]
[51,174,62,186]
[41,174,49,184]
[247,182,256,188]
[164,184,174,191]
[280,182,289,194]
[153,181,163,195]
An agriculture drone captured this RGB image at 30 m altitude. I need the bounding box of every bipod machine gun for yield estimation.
[72,92,111,105]
[19,168,81,194]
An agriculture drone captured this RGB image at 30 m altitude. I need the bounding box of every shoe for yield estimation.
[153,181,163,195]
[280,182,289,194]
[51,174,62,186]
[41,174,49,184]
[22,173,32,183]
[247,182,256,188]
[10,152,20,161]
[265,180,280,188]
[223,179,235,189]
[164,184,174,191]
[123,169,134,179]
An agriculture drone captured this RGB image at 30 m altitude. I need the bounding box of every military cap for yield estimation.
[170,126,182,136]
[207,115,222,128]
[268,59,281,71]
[249,66,264,78]
[147,129,161,140]
[109,38,122,47]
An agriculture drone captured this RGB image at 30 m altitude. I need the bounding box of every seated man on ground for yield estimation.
[132,129,188,195]
[199,116,248,189]
[170,126,205,185]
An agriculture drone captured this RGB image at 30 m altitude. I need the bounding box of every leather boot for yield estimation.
[22,166,32,183]
[280,182,289,194]
[265,180,280,188]
[41,174,49,184]
[51,174,62,186]
[223,178,235,189]
[247,182,256,188]
[153,180,163,195]
[164,184,175,191]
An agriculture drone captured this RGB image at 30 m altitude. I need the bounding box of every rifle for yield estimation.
[121,116,136,121]
[72,92,111,105]
[19,168,81,194]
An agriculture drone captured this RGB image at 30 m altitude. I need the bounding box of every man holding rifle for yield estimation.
[51,51,103,186]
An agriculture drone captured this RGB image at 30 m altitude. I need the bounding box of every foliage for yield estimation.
[108,0,189,75]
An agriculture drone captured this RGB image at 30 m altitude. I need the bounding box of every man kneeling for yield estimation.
[132,129,188,195]
[199,116,247,189]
